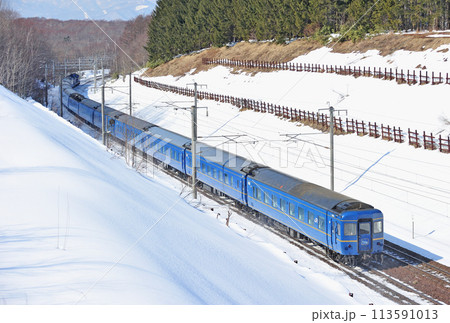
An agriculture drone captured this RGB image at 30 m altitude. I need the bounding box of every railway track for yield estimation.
[375,242,450,304]
[64,104,448,305]
[197,188,439,305]
[384,242,450,283]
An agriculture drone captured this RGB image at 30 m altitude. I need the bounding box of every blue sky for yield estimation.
[11,0,156,21]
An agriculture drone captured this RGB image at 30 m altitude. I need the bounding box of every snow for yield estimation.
[1,42,449,307]
[0,83,394,305]
[427,35,450,38]
[88,45,449,268]
[290,45,450,72]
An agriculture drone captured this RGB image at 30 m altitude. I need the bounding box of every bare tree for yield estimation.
[0,1,54,98]
[114,15,152,75]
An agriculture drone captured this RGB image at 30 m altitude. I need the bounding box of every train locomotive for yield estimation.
[61,74,384,265]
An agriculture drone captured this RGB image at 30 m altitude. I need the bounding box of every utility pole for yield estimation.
[94,57,98,90]
[101,65,106,145]
[318,105,347,191]
[187,81,208,199]
[191,83,198,199]
[329,106,335,191]
[59,76,63,118]
[129,72,132,116]
[44,63,48,108]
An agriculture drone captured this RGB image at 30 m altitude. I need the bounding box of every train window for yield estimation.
[253,187,258,199]
[236,180,239,189]
[224,173,230,185]
[298,207,304,221]
[264,192,270,204]
[207,165,211,176]
[213,168,217,179]
[201,163,206,173]
[230,176,234,187]
[308,211,315,226]
[336,223,341,236]
[280,199,286,212]
[359,222,371,235]
[256,187,262,201]
[344,223,357,236]
[272,195,278,208]
[318,216,325,230]
[374,221,383,234]
[219,171,223,182]
[289,203,295,217]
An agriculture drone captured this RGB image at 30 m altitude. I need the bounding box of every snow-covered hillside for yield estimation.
[88,43,450,267]
[12,0,155,21]
[0,84,397,305]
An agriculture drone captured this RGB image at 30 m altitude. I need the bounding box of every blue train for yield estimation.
[61,74,384,265]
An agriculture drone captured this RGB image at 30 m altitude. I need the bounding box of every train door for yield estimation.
[185,150,192,176]
[330,218,339,251]
[243,176,249,206]
[182,148,187,174]
[358,220,372,252]
[239,177,246,203]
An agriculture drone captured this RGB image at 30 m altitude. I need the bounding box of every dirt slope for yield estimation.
[143,32,450,78]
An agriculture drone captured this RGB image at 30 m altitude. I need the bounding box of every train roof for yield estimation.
[250,167,373,213]
[149,126,190,147]
[117,114,154,131]
[81,98,100,109]
[187,143,256,175]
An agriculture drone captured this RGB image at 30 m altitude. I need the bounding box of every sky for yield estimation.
[10,0,156,20]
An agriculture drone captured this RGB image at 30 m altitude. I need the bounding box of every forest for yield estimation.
[146,0,450,65]
[0,0,52,98]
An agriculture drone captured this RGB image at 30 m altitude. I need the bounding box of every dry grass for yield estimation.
[143,39,323,77]
[143,33,450,78]
[332,32,450,56]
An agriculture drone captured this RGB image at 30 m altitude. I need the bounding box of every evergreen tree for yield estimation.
[145,0,450,66]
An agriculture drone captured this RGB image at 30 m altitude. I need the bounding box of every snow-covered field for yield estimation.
[88,44,450,268]
[0,83,396,305]
[1,42,449,308]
